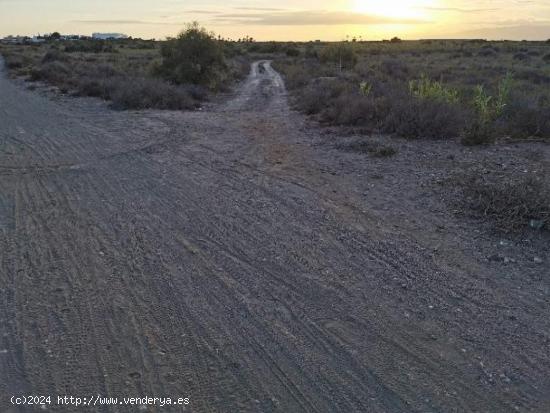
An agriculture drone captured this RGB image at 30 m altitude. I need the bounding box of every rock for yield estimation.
[488,254,505,262]
[534,257,543,264]
[529,219,545,230]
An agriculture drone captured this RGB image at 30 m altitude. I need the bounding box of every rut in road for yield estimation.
[0,59,549,412]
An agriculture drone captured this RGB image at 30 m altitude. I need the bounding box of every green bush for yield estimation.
[409,74,459,104]
[157,22,226,90]
[462,72,513,145]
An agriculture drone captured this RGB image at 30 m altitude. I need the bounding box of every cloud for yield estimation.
[233,7,286,11]
[454,23,550,40]
[71,19,180,26]
[419,6,497,13]
[184,10,220,14]
[214,10,427,26]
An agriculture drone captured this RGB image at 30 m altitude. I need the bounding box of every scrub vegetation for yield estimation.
[0,23,250,110]
[274,39,550,144]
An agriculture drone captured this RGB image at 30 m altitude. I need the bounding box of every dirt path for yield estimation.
[0,59,549,412]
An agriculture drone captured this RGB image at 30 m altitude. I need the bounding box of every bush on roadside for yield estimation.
[30,61,71,83]
[500,94,550,139]
[322,93,390,128]
[462,73,514,145]
[157,22,227,90]
[384,95,465,139]
[457,171,550,232]
[5,56,23,69]
[110,78,198,110]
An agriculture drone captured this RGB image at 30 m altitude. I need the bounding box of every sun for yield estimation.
[352,0,431,19]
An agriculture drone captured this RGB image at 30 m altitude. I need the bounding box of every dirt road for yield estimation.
[1,60,549,412]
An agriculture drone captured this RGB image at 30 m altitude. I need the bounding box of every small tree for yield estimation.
[158,22,226,90]
[49,32,61,41]
[319,42,357,72]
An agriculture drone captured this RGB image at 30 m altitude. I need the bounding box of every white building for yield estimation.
[92,33,128,40]
[30,36,46,43]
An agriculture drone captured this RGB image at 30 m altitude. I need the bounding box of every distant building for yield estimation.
[30,36,46,44]
[1,35,28,45]
[92,33,129,40]
[59,35,81,41]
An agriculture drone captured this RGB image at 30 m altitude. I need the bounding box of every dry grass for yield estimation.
[335,140,398,157]
[455,170,549,232]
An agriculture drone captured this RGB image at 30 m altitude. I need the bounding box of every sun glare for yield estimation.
[352,0,432,19]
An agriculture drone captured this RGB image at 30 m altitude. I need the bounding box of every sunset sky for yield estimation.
[1,0,549,40]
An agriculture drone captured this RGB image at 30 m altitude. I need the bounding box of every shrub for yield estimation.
[319,42,357,71]
[515,69,550,85]
[336,140,397,157]
[295,85,330,114]
[5,56,23,69]
[277,61,316,90]
[42,49,68,63]
[30,61,71,83]
[285,47,300,57]
[305,45,318,59]
[478,48,496,57]
[513,52,529,61]
[64,40,115,53]
[463,73,513,145]
[323,93,389,127]
[384,95,465,139]
[297,78,353,115]
[372,145,397,157]
[461,120,495,146]
[458,172,550,232]
[500,94,550,139]
[157,22,226,90]
[110,78,197,110]
[247,42,281,54]
[359,81,372,96]
[409,74,459,104]
[380,58,410,80]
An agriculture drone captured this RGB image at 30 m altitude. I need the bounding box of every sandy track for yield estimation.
[0,60,549,412]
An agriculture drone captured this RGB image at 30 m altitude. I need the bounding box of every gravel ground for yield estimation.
[0,59,549,412]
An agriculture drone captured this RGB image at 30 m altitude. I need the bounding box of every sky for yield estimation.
[1,0,550,41]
